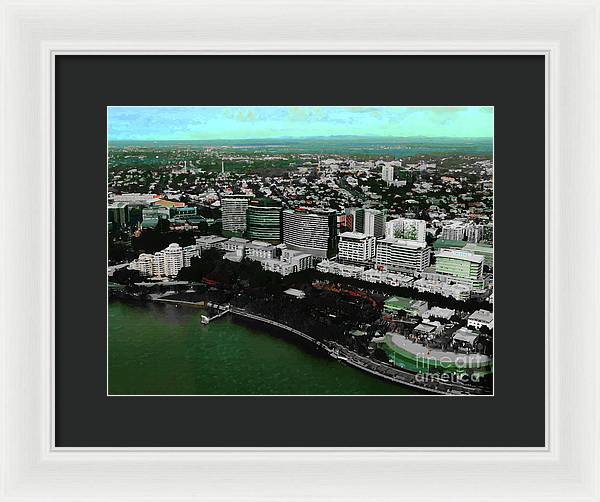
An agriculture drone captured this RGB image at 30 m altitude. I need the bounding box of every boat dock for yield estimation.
[201,303,231,324]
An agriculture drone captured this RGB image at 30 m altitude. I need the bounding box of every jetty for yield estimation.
[201,303,231,324]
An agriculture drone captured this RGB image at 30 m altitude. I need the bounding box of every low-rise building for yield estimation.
[452,327,480,352]
[195,235,228,250]
[317,260,364,279]
[423,307,456,321]
[435,249,484,290]
[221,237,250,253]
[467,309,494,330]
[383,297,428,317]
[413,277,471,301]
[413,320,443,337]
[245,240,278,260]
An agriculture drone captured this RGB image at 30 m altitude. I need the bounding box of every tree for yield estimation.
[111,268,142,285]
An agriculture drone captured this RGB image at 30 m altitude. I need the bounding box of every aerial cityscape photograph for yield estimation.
[107,106,494,396]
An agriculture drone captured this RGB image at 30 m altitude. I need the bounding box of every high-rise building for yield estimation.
[466,223,485,243]
[350,208,365,233]
[375,238,431,272]
[363,209,386,238]
[381,164,394,184]
[220,194,250,233]
[385,218,426,242]
[108,202,130,228]
[440,220,467,241]
[245,198,282,242]
[282,208,338,258]
[163,243,185,277]
[435,249,484,281]
[338,232,376,264]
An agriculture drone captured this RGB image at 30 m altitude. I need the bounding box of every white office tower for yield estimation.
[466,223,485,243]
[440,220,467,241]
[363,209,386,238]
[220,194,250,233]
[381,164,394,184]
[338,232,376,263]
[385,218,426,242]
[282,208,337,258]
[163,243,185,276]
[375,238,431,272]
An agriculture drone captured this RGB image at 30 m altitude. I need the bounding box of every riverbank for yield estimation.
[152,296,484,395]
[108,299,418,395]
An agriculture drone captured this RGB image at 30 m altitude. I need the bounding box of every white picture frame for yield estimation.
[1,0,598,500]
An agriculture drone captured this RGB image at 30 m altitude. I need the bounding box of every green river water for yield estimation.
[108,300,418,395]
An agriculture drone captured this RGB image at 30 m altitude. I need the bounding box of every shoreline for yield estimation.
[109,296,493,396]
[148,296,485,395]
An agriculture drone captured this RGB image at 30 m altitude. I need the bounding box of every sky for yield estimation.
[108,106,493,141]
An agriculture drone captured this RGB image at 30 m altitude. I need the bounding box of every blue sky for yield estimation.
[108,106,493,141]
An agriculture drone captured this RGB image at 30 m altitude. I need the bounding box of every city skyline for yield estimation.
[108,106,494,141]
[108,108,494,396]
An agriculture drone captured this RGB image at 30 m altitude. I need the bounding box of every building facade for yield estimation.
[245,198,282,242]
[130,243,199,278]
[434,249,484,289]
[467,309,494,330]
[381,164,394,184]
[338,231,376,263]
[282,208,338,258]
[375,238,431,272]
[220,194,250,233]
[385,217,426,242]
[440,221,467,241]
[363,209,386,238]
[245,240,278,260]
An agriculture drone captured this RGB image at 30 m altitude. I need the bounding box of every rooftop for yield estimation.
[248,198,282,207]
[196,235,227,244]
[284,288,306,298]
[387,333,489,365]
[435,249,484,264]
[340,231,370,240]
[151,199,185,208]
[453,327,479,344]
[424,307,455,319]
[378,238,427,249]
[108,201,129,209]
[384,296,414,311]
[433,239,467,250]
[469,309,494,323]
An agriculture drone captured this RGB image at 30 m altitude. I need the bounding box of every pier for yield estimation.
[201,303,231,324]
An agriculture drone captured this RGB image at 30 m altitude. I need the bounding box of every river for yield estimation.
[108,299,418,395]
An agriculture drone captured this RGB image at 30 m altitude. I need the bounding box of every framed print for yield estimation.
[1,1,599,501]
[55,55,543,448]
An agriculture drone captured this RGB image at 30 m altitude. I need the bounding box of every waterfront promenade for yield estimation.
[152,296,485,395]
